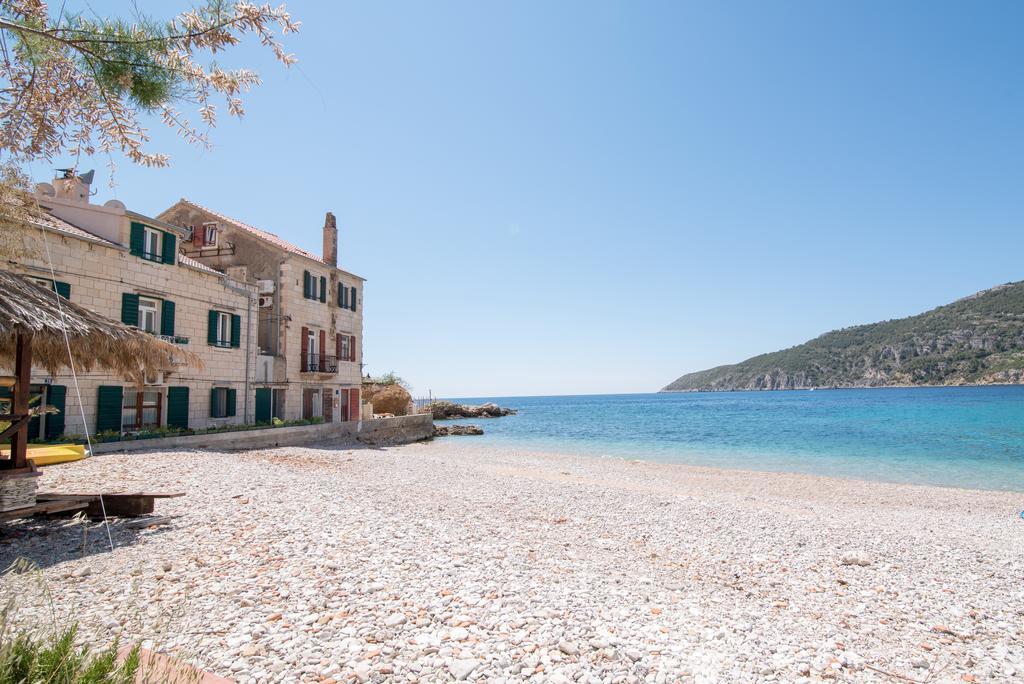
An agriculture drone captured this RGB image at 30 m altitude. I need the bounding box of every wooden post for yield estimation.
[10,332,31,470]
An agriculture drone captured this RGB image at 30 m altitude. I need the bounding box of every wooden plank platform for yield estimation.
[37,492,184,518]
[0,498,89,521]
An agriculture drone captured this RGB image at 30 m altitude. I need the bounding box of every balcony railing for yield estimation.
[140,250,168,264]
[157,334,190,345]
[301,353,338,373]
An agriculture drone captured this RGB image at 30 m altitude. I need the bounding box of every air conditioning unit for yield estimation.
[258,295,273,308]
[257,279,275,294]
[144,371,164,386]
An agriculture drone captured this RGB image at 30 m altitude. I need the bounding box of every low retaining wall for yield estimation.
[91,414,434,454]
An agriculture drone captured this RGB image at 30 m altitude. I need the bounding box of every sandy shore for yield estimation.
[1,440,1022,682]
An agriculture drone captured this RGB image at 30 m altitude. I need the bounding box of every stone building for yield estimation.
[6,172,257,437]
[158,199,365,425]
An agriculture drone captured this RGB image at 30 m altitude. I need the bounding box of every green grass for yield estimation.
[0,626,140,683]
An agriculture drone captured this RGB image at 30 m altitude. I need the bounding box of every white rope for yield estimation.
[37,222,115,553]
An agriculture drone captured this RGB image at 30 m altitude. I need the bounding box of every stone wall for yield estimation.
[158,201,366,424]
[90,414,434,454]
[7,222,256,434]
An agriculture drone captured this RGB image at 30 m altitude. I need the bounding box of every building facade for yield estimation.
[158,199,365,426]
[4,173,256,438]
[0,171,365,441]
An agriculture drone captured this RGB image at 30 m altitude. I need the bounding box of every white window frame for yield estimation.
[203,222,218,246]
[143,226,162,260]
[309,276,320,301]
[138,297,159,334]
[216,311,231,346]
[340,335,350,362]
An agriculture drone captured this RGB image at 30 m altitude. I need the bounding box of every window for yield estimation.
[216,312,231,347]
[138,298,159,334]
[306,328,319,370]
[203,222,218,246]
[143,226,162,261]
[122,390,161,432]
[340,335,350,362]
[208,310,239,348]
[30,277,71,299]
[303,270,326,302]
[211,387,228,418]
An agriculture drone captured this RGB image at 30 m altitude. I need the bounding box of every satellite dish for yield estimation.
[35,182,55,197]
[78,169,95,185]
[104,199,126,210]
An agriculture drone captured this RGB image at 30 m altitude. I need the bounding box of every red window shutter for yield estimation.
[349,388,360,421]
[319,329,326,367]
[191,225,202,247]
[300,326,309,372]
[350,335,357,363]
[336,333,342,360]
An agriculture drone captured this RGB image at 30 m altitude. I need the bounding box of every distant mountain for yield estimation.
[662,281,1024,392]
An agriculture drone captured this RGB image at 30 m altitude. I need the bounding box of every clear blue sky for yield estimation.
[31,1,1024,397]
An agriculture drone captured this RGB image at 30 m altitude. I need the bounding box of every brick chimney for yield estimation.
[322,212,337,266]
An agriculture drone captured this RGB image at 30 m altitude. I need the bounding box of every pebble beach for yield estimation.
[1,440,1022,683]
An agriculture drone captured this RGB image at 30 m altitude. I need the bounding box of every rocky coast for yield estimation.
[0,441,1021,682]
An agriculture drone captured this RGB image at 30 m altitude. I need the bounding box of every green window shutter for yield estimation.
[44,385,67,440]
[28,387,41,440]
[55,281,71,299]
[207,310,218,345]
[230,314,241,348]
[160,300,175,336]
[96,386,123,433]
[337,283,343,307]
[226,388,237,417]
[350,286,357,312]
[129,222,145,256]
[167,386,189,429]
[319,276,326,302]
[121,293,139,327]
[303,270,311,299]
[161,231,177,265]
[255,387,272,423]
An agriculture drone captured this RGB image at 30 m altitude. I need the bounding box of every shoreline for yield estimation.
[429,439,1024,510]
[464,435,1024,495]
[659,381,1024,393]
[2,440,1021,682]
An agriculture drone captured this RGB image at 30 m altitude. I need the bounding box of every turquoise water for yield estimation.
[448,387,1024,491]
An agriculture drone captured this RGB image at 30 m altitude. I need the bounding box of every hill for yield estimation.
[661,281,1024,392]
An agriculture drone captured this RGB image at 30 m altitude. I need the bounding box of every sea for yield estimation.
[447,386,1024,492]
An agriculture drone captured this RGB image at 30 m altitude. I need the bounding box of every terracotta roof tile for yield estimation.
[178,198,325,264]
[179,254,222,275]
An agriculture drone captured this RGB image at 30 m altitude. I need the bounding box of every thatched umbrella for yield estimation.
[0,270,202,470]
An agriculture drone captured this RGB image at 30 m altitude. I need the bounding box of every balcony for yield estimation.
[301,353,338,374]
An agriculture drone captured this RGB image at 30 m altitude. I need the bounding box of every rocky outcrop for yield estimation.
[425,401,516,420]
[433,424,484,437]
[663,280,1024,391]
[362,383,412,416]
